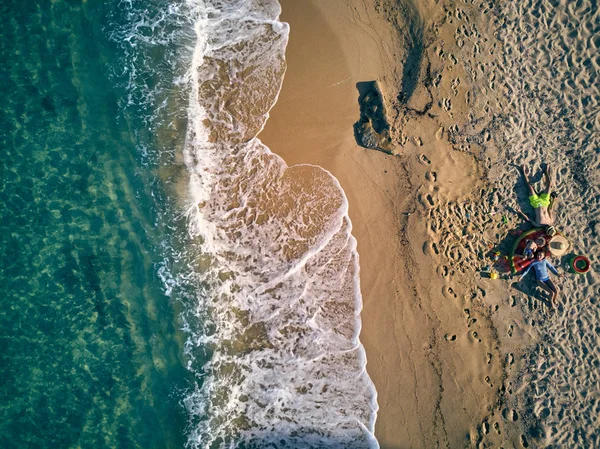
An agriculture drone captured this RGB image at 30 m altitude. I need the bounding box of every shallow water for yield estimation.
[0,1,190,448]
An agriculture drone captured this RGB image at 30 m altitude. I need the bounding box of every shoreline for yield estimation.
[260,0,524,446]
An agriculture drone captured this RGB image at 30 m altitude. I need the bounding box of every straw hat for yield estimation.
[548,235,570,256]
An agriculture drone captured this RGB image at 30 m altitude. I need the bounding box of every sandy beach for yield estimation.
[261,0,599,447]
[260,1,495,446]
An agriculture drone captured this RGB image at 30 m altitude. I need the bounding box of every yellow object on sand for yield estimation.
[490,272,499,280]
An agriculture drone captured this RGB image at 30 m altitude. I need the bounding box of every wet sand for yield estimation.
[261,0,599,447]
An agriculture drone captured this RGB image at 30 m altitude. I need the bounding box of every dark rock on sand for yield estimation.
[354,81,394,154]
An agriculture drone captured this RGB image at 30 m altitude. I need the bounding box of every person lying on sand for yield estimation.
[519,249,562,309]
[516,164,558,232]
[522,236,546,259]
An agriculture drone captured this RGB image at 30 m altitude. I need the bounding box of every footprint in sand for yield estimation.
[485,376,493,387]
[419,154,431,165]
[486,353,492,364]
[445,334,457,342]
[441,97,452,111]
[435,127,444,140]
[520,434,529,448]
[425,171,437,182]
[507,353,514,365]
[437,265,450,277]
[442,286,458,299]
[451,77,461,95]
[482,421,489,435]
[508,325,514,337]
[419,193,435,209]
[423,241,435,256]
[493,422,501,434]
[510,296,517,307]
[503,408,519,421]
[538,408,550,419]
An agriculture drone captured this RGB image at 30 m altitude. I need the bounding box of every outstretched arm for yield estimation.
[546,260,560,277]
[543,164,553,194]
[519,263,533,281]
[521,165,537,197]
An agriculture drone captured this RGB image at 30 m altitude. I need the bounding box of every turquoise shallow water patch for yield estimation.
[0,1,189,448]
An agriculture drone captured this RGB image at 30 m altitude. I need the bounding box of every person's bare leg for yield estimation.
[544,165,558,218]
[537,279,558,308]
[543,164,552,194]
[521,165,536,196]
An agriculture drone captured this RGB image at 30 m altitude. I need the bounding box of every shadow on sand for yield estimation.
[397,2,424,105]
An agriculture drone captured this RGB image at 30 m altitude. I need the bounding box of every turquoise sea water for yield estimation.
[1,0,380,447]
[0,1,191,447]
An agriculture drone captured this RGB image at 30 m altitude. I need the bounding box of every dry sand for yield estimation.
[261,0,599,447]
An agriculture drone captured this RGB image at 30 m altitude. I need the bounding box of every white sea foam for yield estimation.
[176,0,379,447]
[110,0,378,445]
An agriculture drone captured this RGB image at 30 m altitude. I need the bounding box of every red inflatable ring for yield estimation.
[570,255,590,274]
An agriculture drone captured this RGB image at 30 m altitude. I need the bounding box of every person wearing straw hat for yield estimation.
[517,164,558,233]
[519,249,563,309]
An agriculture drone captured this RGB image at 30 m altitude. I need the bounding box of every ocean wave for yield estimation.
[115,0,380,447]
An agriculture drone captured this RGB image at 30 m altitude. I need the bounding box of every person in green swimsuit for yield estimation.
[517,164,557,231]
